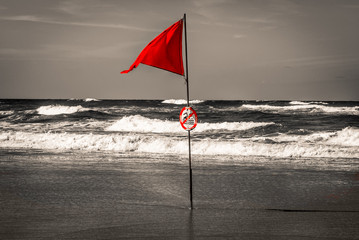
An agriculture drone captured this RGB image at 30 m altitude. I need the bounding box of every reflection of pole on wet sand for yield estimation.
[187,209,194,240]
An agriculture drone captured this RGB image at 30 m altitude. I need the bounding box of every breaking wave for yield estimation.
[84,98,100,102]
[241,104,359,115]
[254,127,359,147]
[0,110,14,116]
[289,101,328,105]
[37,105,88,115]
[162,99,205,105]
[105,115,275,133]
[325,127,359,146]
[0,127,358,158]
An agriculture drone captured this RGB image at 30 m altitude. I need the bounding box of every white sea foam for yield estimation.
[189,139,359,158]
[0,131,141,152]
[0,110,14,115]
[241,104,359,115]
[84,98,100,102]
[0,128,358,159]
[162,99,205,105]
[106,115,179,133]
[105,115,275,133]
[289,101,310,105]
[289,101,328,105]
[254,127,359,147]
[197,121,275,132]
[37,105,88,115]
[326,127,359,146]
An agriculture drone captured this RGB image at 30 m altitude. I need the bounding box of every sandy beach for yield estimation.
[1,150,358,239]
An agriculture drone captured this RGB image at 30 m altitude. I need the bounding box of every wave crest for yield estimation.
[84,98,100,102]
[162,99,205,105]
[37,105,88,115]
[106,115,178,133]
[1,129,358,159]
[254,127,359,147]
[289,101,328,105]
[105,115,275,133]
[0,110,14,116]
[241,104,359,115]
[326,127,359,146]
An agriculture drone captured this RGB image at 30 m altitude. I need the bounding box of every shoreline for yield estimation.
[1,152,358,239]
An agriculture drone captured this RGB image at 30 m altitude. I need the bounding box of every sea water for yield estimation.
[0,99,358,169]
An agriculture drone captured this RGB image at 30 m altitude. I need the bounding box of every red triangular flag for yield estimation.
[121,19,184,75]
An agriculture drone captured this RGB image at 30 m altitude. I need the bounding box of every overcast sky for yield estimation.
[1,0,359,100]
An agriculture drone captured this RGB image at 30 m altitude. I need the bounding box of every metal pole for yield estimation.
[184,13,193,209]
[184,13,190,107]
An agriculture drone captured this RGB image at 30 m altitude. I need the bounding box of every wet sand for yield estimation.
[0,151,358,239]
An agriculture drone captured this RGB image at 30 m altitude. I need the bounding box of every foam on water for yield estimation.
[0,128,358,159]
[254,127,359,147]
[162,99,205,105]
[84,98,100,102]
[289,101,310,105]
[105,115,275,133]
[1,99,358,169]
[0,131,140,152]
[241,104,359,115]
[106,115,179,133]
[326,127,359,146]
[289,101,328,105]
[37,105,88,115]
[0,110,14,116]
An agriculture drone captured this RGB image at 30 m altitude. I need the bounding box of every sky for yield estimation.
[0,0,359,100]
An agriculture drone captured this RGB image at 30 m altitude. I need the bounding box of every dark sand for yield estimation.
[0,150,358,239]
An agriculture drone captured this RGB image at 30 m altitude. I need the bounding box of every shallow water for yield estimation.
[1,150,358,239]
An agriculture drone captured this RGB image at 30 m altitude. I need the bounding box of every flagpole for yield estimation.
[184,13,193,210]
[184,14,190,107]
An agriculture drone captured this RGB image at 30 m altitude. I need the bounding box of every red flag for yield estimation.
[121,19,184,75]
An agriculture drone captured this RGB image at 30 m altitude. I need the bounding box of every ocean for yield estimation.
[1,99,359,238]
[1,99,358,165]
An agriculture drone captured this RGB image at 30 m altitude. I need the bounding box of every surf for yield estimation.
[1,127,358,159]
[240,103,359,115]
[105,115,275,133]
[37,105,89,115]
[162,99,205,105]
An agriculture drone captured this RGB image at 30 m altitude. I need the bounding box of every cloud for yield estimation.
[269,55,359,67]
[0,48,22,55]
[233,34,246,39]
[2,15,41,22]
[0,40,142,61]
[0,47,49,60]
[0,15,157,32]
[55,0,85,15]
[343,4,359,9]
[55,0,128,16]
[191,0,281,32]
